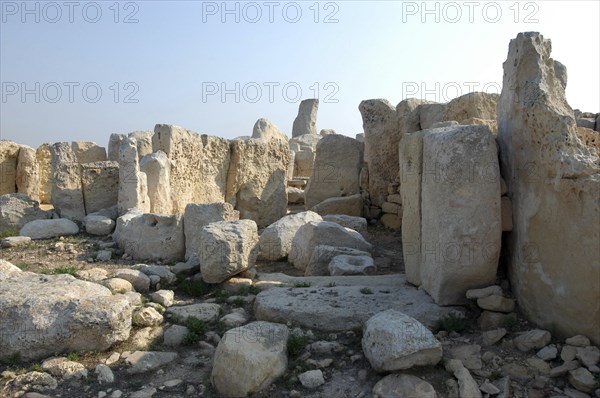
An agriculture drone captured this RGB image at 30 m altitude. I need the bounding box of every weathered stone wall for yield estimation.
[420,125,501,305]
[226,137,289,227]
[71,142,107,164]
[304,135,363,212]
[292,99,319,137]
[152,124,230,213]
[36,143,53,204]
[117,137,150,215]
[358,99,399,207]
[497,32,600,344]
[80,161,119,214]
[50,142,86,221]
[0,141,20,195]
[16,145,39,201]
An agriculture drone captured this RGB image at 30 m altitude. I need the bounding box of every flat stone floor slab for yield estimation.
[254,272,408,289]
[254,274,461,331]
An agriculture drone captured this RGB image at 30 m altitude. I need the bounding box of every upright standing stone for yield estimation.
[109,132,153,162]
[419,102,448,130]
[108,133,125,162]
[420,125,501,305]
[128,131,153,159]
[199,220,259,284]
[292,99,319,137]
[113,211,184,262]
[153,125,230,213]
[183,202,239,261]
[399,131,426,286]
[397,98,430,135]
[226,138,290,227]
[80,161,119,214]
[118,138,150,215]
[36,143,53,204]
[252,118,288,142]
[16,145,39,201]
[0,141,20,195]
[71,142,107,164]
[358,99,399,206]
[289,134,322,178]
[497,32,600,344]
[51,142,86,221]
[140,151,172,214]
[304,135,363,210]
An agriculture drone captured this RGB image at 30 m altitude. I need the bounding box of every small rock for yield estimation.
[163,325,189,347]
[527,357,551,375]
[536,344,558,361]
[1,236,32,248]
[563,388,592,398]
[477,295,516,313]
[125,351,178,374]
[220,308,249,327]
[466,285,503,300]
[482,328,507,346]
[162,379,182,388]
[562,345,579,362]
[568,367,599,393]
[11,371,58,391]
[480,379,500,395]
[221,278,253,294]
[102,278,134,293]
[149,290,175,307]
[306,341,344,355]
[129,387,157,398]
[41,357,87,379]
[76,268,109,282]
[449,345,482,370]
[550,360,580,377]
[105,352,120,365]
[111,390,123,398]
[372,374,437,398]
[566,335,591,347]
[445,359,482,398]
[298,370,325,389]
[513,329,551,352]
[96,250,112,262]
[137,264,177,285]
[576,346,600,368]
[112,269,151,292]
[166,303,221,323]
[95,364,114,384]
[132,307,163,327]
[501,363,532,382]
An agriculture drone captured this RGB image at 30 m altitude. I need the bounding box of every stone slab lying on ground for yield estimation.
[19,219,79,240]
[254,283,460,331]
[0,265,132,362]
[253,272,408,289]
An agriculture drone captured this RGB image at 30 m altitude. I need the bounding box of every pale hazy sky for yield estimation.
[1,1,599,148]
